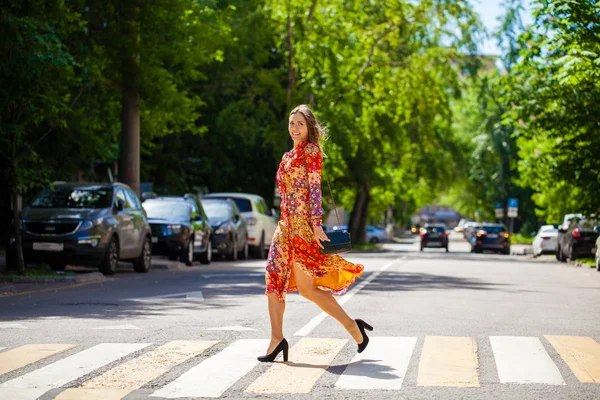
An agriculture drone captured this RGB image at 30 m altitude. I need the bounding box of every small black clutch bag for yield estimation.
[320,229,352,255]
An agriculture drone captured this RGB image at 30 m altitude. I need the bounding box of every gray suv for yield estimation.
[11,182,152,275]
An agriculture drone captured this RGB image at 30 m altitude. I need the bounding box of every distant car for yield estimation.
[420,224,449,252]
[532,225,559,257]
[454,218,473,233]
[463,222,482,241]
[9,183,152,275]
[470,223,510,254]
[200,198,249,261]
[203,193,276,259]
[331,225,349,231]
[143,196,212,265]
[555,217,598,262]
[366,226,387,243]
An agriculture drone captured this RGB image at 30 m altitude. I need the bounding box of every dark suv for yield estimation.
[9,183,152,274]
[142,196,212,265]
[556,217,598,262]
[470,223,511,254]
[420,224,449,252]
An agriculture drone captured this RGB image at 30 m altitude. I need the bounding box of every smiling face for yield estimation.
[288,112,309,146]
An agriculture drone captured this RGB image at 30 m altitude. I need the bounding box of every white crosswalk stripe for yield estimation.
[0,335,598,399]
[490,336,565,385]
[151,339,268,398]
[0,343,150,400]
[335,337,417,390]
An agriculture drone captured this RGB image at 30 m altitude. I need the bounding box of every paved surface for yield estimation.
[0,234,599,399]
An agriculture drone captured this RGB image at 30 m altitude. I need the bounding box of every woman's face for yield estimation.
[289,112,309,145]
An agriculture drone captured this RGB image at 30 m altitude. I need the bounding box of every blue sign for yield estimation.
[494,201,503,210]
[508,198,518,209]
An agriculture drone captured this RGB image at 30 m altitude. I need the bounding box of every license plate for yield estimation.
[428,241,442,246]
[488,234,498,239]
[33,242,63,252]
[151,236,158,243]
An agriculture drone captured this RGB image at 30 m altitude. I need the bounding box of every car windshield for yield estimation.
[144,201,190,220]
[483,225,505,233]
[30,187,112,209]
[201,201,233,219]
[208,197,251,213]
[426,226,445,232]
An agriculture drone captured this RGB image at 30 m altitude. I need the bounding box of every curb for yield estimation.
[567,259,598,269]
[0,271,106,284]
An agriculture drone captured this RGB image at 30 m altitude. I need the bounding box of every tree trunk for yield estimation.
[285,4,295,112]
[349,180,371,245]
[119,2,141,196]
[10,138,25,274]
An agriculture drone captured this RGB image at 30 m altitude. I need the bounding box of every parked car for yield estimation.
[366,225,387,243]
[8,183,152,275]
[203,193,276,259]
[595,235,600,271]
[142,196,212,265]
[532,225,559,257]
[555,217,598,262]
[200,198,249,261]
[420,224,449,252]
[470,223,510,254]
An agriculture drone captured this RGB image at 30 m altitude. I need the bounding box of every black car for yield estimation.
[143,196,212,265]
[470,223,511,254]
[200,198,248,261]
[8,183,152,275]
[420,224,449,252]
[556,217,598,262]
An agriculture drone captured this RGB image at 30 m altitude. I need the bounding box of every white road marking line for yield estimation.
[0,343,150,400]
[0,323,27,329]
[92,325,141,330]
[490,336,565,385]
[204,325,257,332]
[56,341,217,400]
[126,290,204,302]
[0,344,76,375]
[335,337,417,390]
[150,339,268,398]
[294,259,399,337]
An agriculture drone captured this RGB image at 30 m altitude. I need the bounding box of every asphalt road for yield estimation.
[0,234,599,399]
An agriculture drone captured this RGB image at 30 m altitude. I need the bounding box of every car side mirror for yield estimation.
[115,199,125,211]
[558,226,566,233]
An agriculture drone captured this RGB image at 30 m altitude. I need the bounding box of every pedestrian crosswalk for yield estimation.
[0,335,598,399]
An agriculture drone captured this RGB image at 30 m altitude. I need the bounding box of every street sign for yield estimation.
[494,202,504,218]
[507,198,518,218]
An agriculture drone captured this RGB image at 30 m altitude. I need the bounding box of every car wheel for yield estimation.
[133,237,151,273]
[239,239,249,260]
[199,240,212,265]
[50,263,67,272]
[596,250,600,272]
[555,246,561,261]
[99,236,119,275]
[227,236,238,261]
[370,237,378,244]
[559,246,567,262]
[181,238,194,266]
[253,232,266,259]
[445,246,449,253]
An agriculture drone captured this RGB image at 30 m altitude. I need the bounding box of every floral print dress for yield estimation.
[265,140,364,302]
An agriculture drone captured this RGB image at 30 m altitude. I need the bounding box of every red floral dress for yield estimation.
[265,141,364,302]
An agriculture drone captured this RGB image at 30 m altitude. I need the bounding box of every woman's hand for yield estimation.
[313,225,330,249]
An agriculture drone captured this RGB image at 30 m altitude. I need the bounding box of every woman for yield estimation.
[259,104,372,362]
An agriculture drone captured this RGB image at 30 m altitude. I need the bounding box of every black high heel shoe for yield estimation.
[355,319,373,353]
[257,338,289,362]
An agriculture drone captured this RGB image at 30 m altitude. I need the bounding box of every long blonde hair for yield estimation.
[290,104,328,157]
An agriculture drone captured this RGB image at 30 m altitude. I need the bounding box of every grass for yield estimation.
[353,243,379,251]
[510,234,534,245]
[0,264,74,278]
[577,258,596,267]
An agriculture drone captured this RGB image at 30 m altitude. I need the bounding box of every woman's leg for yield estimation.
[292,263,363,344]
[265,293,286,354]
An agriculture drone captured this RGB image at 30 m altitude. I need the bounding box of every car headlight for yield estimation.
[164,224,182,235]
[215,225,228,235]
[79,218,103,231]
